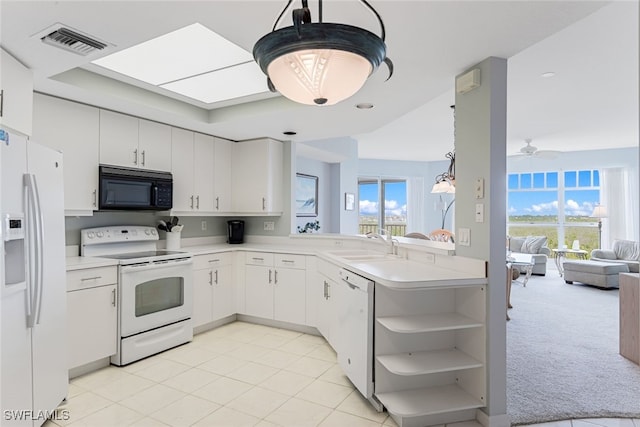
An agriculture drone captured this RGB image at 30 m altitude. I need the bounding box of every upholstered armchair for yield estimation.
[508,236,550,276]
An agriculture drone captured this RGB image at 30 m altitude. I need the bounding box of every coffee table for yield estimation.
[508,253,534,287]
[552,248,588,276]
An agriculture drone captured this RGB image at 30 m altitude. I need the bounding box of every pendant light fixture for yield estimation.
[253,0,393,106]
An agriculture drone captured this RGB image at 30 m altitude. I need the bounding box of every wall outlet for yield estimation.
[264,221,275,231]
[201,220,207,231]
[475,203,484,223]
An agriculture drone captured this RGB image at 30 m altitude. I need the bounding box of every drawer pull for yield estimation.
[281,260,295,264]
[80,276,102,281]
[208,259,220,263]
[252,257,264,261]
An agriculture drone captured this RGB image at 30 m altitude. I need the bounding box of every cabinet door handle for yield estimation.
[262,197,266,211]
[323,280,328,299]
[0,89,4,117]
[326,282,331,299]
[196,195,200,209]
[92,189,97,207]
[133,149,138,165]
[268,269,272,284]
[216,197,219,210]
[81,276,101,281]
[141,150,146,167]
[111,288,116,307]
[214,270,219,284]
[274,270,278,284]
[190,195,194,209]
[209,270,213,285]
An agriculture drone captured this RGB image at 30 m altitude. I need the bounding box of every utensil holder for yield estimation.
[166,231,181,250]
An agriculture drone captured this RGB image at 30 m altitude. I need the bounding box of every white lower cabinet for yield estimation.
[315,258,341,349]
[244,252,306,324]
[193,252,234,328]
[374,283,486,427]
[66,266,118,370]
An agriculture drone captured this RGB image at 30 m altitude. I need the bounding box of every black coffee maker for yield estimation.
[227,220,245,244]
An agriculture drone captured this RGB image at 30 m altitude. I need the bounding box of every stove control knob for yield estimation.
[96,231,104,238]
[144,229,150,235]
[87,232,95,239]
[150,229,157,235]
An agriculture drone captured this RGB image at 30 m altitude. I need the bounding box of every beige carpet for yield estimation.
[507,268,640,425]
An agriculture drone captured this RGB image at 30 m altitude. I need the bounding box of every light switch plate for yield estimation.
[459,228,470,246]
[264,221,275,231]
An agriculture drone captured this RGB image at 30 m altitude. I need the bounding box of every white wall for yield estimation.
[296,156,334,233]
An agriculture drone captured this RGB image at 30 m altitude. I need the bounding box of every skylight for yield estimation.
[92,23,268,104]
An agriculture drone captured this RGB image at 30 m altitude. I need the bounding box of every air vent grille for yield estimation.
[41,27,107,56]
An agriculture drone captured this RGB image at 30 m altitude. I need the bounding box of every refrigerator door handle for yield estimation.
[25,173,45,325]
[24,174,38,327]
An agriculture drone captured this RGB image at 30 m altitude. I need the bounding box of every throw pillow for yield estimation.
[521,236,547,254]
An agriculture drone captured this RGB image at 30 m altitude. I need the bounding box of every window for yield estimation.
[507,169,600,254]
[358,178,407,236]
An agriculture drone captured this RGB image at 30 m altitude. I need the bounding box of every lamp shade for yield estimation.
[254,18,390,105]
[267,48,372,106]
[592,205,607,218]
[431,180,455,194]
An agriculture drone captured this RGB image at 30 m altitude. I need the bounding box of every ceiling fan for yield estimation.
[512,138,562,159]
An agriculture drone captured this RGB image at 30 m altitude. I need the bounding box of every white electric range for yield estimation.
[81,226,193,365]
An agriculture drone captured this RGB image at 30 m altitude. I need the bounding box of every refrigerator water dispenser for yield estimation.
[3,213,26,286]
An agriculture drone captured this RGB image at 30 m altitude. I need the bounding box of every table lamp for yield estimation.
[592,205,607,248]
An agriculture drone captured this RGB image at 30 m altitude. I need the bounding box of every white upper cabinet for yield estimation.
[99,110,171,171]
[193,133,215,212]
[32,94,100,215]
[99,110,138,167]
[0,48,34,136]
[232,138,283,214]
[138,119,172,171]
[213,137,232,213]
[171,129,215,213]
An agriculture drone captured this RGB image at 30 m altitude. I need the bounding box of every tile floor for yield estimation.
[45,321,640,427]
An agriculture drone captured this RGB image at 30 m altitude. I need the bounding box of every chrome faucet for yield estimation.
[366,231,398,255]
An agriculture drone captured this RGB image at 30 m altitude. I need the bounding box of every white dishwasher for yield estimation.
[336,268,374,398]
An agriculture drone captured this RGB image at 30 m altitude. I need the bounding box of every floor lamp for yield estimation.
[592,205,607,249]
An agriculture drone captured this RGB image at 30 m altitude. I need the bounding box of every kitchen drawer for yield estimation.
[317,257,343,284]
[245,251,274,266]
[67,266,117,291]
[274,253,306,270]
[193,252,233,270]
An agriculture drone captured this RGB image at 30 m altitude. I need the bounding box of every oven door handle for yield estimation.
[120,258,193,273]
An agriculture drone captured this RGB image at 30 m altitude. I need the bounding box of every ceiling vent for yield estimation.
[41,26,107,56]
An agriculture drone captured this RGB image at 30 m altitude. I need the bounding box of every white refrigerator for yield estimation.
[1,128,68,426]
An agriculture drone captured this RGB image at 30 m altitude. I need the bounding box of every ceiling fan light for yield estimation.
[267,48,372,106]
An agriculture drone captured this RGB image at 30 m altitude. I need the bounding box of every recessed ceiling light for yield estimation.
[283,131,297,136]
[356,103,374,109]
[541,72,556,78]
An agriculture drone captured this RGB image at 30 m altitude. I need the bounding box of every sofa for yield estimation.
[508,236,550,276]
[590,239,639,273]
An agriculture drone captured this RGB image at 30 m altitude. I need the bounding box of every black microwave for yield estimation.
[98,165,172,211]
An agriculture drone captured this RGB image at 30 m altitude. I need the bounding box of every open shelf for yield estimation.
[375,384,483,417]
[377,313,483,333]
[377,349,483,376]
